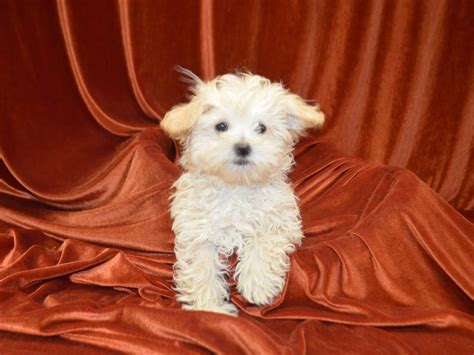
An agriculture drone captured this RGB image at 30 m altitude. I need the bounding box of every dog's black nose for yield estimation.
[234,143,251,157]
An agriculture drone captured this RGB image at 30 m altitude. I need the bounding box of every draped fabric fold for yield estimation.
[0,0,473,353]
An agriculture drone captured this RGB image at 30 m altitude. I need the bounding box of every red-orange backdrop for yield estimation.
[0,0,473,353]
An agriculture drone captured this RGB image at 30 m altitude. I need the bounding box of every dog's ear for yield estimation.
[160,98,205,141]
[284,93,325,138]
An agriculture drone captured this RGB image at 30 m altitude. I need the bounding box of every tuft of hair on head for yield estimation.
[174,66,204,95]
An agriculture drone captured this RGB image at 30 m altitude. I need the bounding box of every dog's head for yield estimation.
[161,69,324,185]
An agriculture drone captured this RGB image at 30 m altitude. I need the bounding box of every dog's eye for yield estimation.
[215,122,228,132]
[256,123,267,134]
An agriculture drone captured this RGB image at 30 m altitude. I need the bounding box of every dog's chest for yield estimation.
[172,174,295,249]
[200,183,269,235]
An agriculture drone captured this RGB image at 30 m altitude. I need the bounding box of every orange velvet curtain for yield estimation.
[0,0,473,353]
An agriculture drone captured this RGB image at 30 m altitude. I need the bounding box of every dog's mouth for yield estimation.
[233,158,250,166]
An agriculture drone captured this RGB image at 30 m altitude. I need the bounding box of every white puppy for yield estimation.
[161,70,324,316]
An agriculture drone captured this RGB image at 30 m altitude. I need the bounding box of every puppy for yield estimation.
[161,70,324,315]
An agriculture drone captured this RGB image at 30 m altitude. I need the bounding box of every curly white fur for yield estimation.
[161,70,324,316]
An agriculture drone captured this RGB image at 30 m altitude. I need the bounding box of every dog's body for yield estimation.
[161,70,324,315]
[171,171,302,314]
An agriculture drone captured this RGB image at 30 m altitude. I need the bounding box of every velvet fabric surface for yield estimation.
[0,0,473,353]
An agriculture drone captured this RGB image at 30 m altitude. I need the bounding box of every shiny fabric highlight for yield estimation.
[0,0,473,353]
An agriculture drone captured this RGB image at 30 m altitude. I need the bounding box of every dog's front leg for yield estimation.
[174,242,238,316]
[235,235,295,306]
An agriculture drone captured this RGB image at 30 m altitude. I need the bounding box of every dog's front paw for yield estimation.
[182,302,239,316]
[236,264,286,306]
